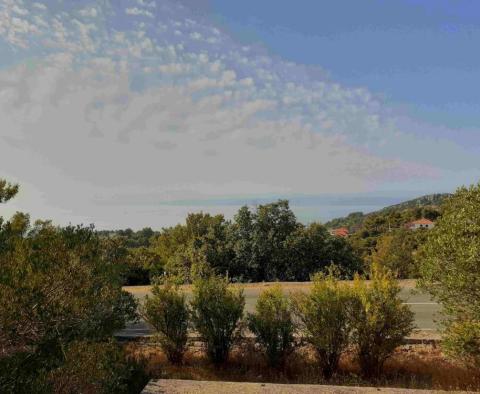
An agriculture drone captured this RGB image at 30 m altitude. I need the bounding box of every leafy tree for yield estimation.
[124,246,163,285]
[252,200,300,281]
[370,228,427,278]
[293,269,354,379]
[0,184,138,392]
[152,212,234,282]
[0,179,18,203]
[142,282,189,364]
[284,223,361,280]
[190,275,245,365]
[228,206,255,281]
[247,285,296,368]
[351,263,415,378]
[417,184,480,365]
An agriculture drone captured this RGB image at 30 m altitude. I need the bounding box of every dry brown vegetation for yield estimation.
[124,280,418,295]
[125,340,480,392]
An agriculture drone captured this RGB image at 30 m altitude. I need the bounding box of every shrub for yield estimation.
[442,320,480,366]
[351,263,415,378]
[190,275,245,366]
[0,341,149,394]
[417,184,480,365]
[49,340,149,394]
[247,285,296,368]
[142,282,189,364]
[292,269,354,379]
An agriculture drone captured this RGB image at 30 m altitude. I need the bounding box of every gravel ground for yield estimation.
[141,379,470,394]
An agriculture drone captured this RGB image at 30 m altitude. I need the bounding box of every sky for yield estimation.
[0,0,479,229]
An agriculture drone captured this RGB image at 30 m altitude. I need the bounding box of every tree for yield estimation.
[228,206,255,281]
[417,184,480,365]
[0,179,18,203]
[252,200,300,281]
[0,185,138,392]
[371,228,427,278]
[247,285,296,368]
[284,223,361,281]
[151,212,234,282]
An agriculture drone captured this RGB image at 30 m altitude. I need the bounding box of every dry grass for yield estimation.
[123,280,417,296]
[125,340,480,392]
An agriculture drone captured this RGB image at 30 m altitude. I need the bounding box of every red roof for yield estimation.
[410,218,434,225]
[331,227,349,237]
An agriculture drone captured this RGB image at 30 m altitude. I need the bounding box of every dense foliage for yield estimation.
[150,200,362,283]
[0,181,143,393]
[98,228,162,285]
[417,183,480,365]
[369,228,428,278]
[247,285,296,368]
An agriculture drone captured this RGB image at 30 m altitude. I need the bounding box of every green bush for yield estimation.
[351,263,415,378]
[247,285,296,368]
[0,341,149,394]
[142,282,189,364]
[292,269,354,379]
[417,184,480,365]
[49,340,149,394]
[190,275,245,365]
[442,320,480,366]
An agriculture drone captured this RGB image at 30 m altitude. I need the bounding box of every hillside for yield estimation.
[325,193,451,231]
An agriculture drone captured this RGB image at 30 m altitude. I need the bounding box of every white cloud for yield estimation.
[33,3,47,11]
[79,7,98,18]
[190,31,201,40]
[125,7,154,18]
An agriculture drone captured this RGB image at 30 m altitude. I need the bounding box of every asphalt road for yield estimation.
[116,283,441,339]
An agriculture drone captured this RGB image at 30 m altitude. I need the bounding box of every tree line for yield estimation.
[104,200,362,285]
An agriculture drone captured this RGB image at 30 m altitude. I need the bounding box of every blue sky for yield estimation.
[0,0,478,228]
[208,0,480,129]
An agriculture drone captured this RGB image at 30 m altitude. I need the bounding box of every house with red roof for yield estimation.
[329,227,350,237]
[406,218,435,230]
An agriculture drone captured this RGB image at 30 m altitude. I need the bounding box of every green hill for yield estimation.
[325,193,451,232]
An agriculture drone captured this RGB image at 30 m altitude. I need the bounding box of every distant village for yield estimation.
[329,218,435,238]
